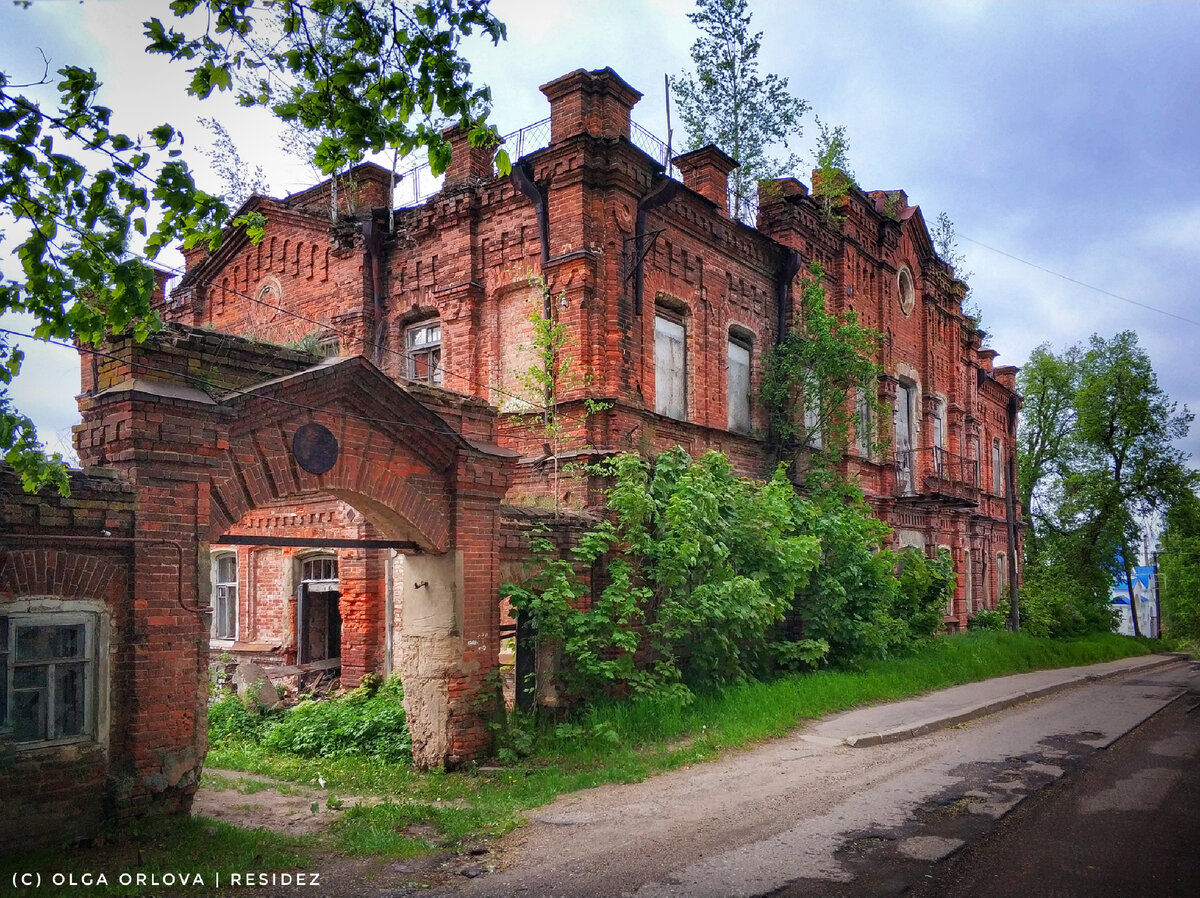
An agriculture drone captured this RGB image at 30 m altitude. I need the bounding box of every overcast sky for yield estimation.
[2,0,1198,466]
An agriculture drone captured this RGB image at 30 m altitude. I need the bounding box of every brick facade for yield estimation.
[1,67,1022,845]
[164,65,1020,641]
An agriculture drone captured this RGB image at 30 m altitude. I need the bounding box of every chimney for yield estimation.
[441,124,496,187]
[540,67,643,144]
[673,145,738,218]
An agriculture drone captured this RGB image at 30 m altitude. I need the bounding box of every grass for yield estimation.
[0,815,310,897]
[206,630,1161,858]
[0,630,1165,891]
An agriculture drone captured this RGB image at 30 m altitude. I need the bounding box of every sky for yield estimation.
[2,0,1198,468]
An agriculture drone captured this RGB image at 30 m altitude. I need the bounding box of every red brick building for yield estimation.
[162,67,1020,699]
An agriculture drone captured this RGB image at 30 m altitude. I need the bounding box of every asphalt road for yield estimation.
[433,659,1197,898]
[906,673,1200,898]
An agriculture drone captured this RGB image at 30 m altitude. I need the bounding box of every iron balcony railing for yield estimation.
[894,446,979,502]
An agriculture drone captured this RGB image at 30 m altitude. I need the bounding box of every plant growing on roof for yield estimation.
[810,117,855,224]
[670,0,809,223]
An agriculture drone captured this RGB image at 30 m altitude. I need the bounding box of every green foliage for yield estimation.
[1017,564,1116,639]
[505,448,823,700]
[147,1,509,178]
[968,607,1007,631]
[670,0,808,222]
[210,676,411,764]
[208,691,274,744]
[760,262,884,465]
[1159,488,1200,643]
[811,117,854,223]
[1017,332,1195,636]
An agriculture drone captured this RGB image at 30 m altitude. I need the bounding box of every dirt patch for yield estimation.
[194,769,371,835]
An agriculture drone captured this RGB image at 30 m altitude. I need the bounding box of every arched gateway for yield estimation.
[73,325,515,777]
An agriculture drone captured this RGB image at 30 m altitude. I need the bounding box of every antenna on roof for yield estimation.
[664,73,673,164]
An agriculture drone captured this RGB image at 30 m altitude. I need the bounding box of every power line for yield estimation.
[959,234,1200,329]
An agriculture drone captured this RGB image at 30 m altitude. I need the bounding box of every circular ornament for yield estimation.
[292,422,339,475]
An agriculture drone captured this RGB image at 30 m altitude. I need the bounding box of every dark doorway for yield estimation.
[296,555,341,665]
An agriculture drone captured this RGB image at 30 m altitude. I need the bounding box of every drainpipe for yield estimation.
[510,160,549,269]
[776,250,804,344]
[633,177,680,315]
[1005,393,1020,631]
[363,213,387,366]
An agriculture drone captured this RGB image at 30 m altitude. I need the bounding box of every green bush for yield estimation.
[261,679,411,764]
[209,676,411,764]
[208,691,272,744]
[1018,565,1116,638]
[968,607,1007,631]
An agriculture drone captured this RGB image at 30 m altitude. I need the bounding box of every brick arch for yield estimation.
[0,549,127,602]
[205,422,452,553]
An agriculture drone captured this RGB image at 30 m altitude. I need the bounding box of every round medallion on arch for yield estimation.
[292,422,339,475]
[897,266,916,316]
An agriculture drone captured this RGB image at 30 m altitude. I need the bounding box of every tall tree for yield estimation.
[1016,342,1080,561]
[1067,332,1194,634]
[670,0,808,223]
[1018,332,1193,637]
[1,0,506,493]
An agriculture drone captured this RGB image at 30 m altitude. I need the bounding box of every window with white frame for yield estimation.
[804,393,823,449]
[211,553,237,641]
[406,320,443,386]
[992,438,1003,494]
[1,611,97,745]
[655,312,687,420]
[932,400,945,475]
[727,331,752,434]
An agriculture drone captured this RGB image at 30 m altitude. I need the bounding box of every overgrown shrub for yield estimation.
[505,449,960,704]
[968,607,1007,631]
[209,675,411,764]
[261,676,411,763]
[1018,565,1116,638]
[208,691,273,744]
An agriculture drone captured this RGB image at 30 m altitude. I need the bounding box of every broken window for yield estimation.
[655,312,687,420]
[0,612,96,745]
[932,400,945,475]
[992,438,1003,494]
[211,552,237,641]
[727,331,752,434]
[406,320,443,386]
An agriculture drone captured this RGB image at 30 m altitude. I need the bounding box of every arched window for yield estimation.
[211,552,238,641]
[406,319,443,386]
[727,328,752,434]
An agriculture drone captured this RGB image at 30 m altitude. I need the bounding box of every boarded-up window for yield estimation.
[655,313,686,420]
[727,334,751,433]
[496,288,540,411]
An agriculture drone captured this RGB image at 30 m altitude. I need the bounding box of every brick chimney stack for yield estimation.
[540,67,643,143]
[673,145,739,218]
